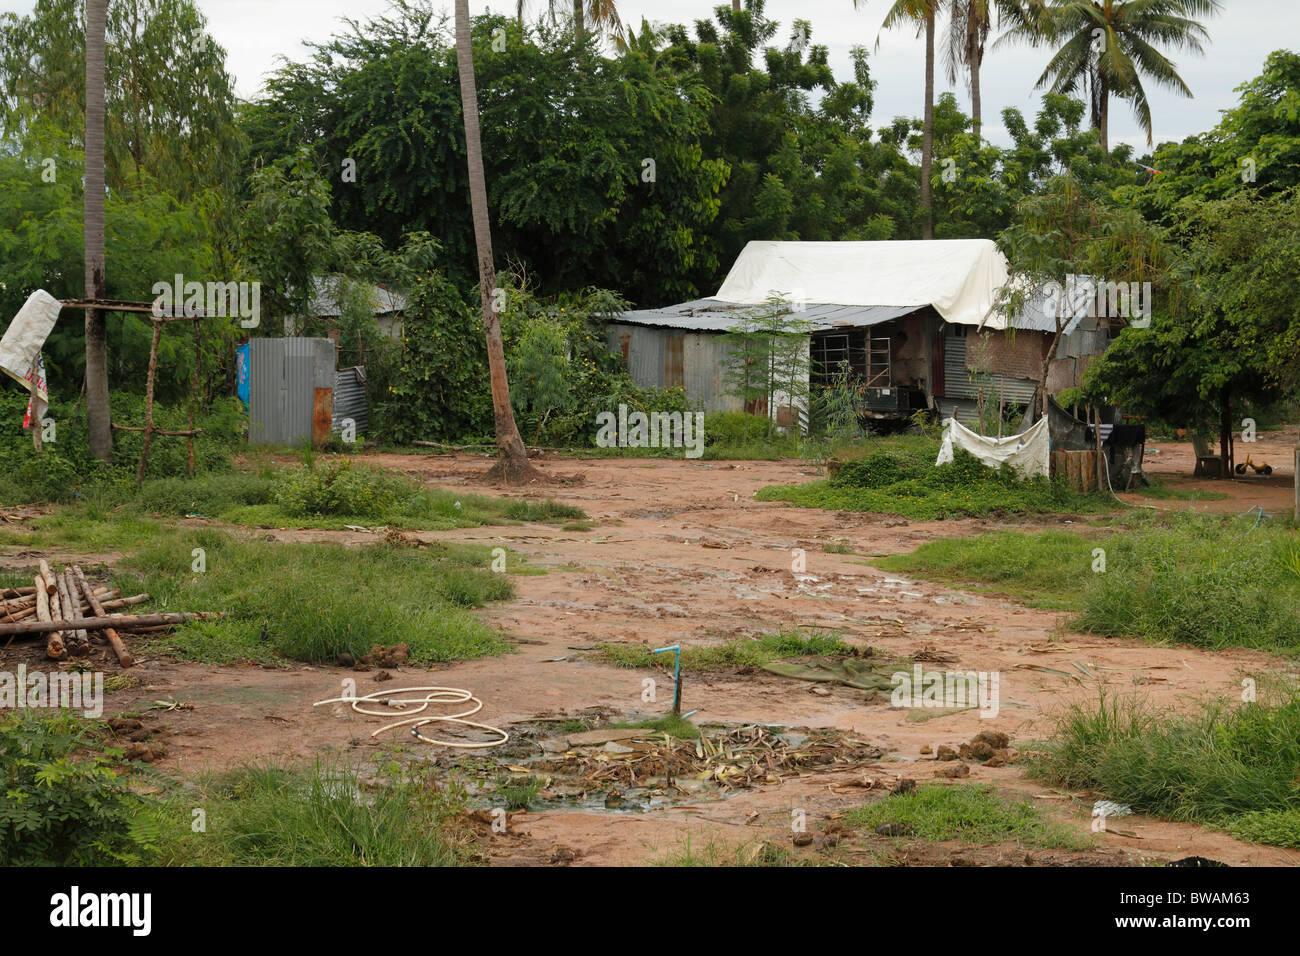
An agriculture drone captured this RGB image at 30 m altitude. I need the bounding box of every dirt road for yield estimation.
[45,440,1294,867]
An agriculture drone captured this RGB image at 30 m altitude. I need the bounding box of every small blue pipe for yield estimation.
[652,645,682,714]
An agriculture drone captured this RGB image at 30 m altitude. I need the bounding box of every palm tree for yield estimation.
[453,0,542,484]
[997,0,1221,153]
[945,2,1051,142]
[84,0,111,460]
[868,0,941,239]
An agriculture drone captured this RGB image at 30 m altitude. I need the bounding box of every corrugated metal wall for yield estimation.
[248,337,336,445]
[606,324,744,413]
[942,331,1037,406]
[332,366,369,435]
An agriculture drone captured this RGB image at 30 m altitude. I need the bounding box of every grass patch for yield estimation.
[1031,686,1300,848]
[7,518,514,665]
[759,447,1111,520]
[875,515,1300,652]
[592,631,854,671]
[611,712,701,740]
[844,783,1089,849]
[1130,478,1229,502]
[148,762,471,865]
[876,529,1103,611]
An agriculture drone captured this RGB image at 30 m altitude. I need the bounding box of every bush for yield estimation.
[0,713,149,865]
[829,450,926,488]
[703,411,773,446]
[1032,687,1300,845]
[272,460,412,518]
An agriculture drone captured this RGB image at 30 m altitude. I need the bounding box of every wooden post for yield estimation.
[136,321,162,486]
[29,372,42,453]
[1093,407,1106,492]
[997,376,1004,438]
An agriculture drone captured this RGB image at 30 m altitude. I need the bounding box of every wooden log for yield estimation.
[100,593,149,611]
[73,566,134,668]
[36,574,65,660]
[55,570,86,655]
[37,559,58,595]
[0,611,223,636]
[0,586,37,598]
[61,569,90,652]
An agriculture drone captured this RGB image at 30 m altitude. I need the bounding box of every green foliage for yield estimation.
[272,460,409,518]
[1032,686,1300,845]
[0,391,247,503]
[0,712,147,866]
[763,446,1107,520]
[244,9,727,304]
[152,763,470,866]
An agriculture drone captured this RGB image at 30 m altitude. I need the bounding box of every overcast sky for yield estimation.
[2,0,1295,153]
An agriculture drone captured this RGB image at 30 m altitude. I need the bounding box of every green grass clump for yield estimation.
[116,526,512,664]
[876,516,1300,651]
[876,529,1104,611]
[611,713,701,740]
[1032,687,1300,847]
[1075,519,1300,651]
[592,631,853,671]
[496,774,544,810]
[760,448,1110,520]
[504,499,586,522]
[844,783,1088,849]
[150,763,470,866]
[2,519,514,665]
[1130,479,1228,502]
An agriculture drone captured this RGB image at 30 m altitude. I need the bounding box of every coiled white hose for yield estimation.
[313,686,508,749]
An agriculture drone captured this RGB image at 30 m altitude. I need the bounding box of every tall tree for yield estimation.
[943,0,989,138]
[871,0,939,238]
[997,0,1221,153]
[453,0,541,483]
[84,0,110,460]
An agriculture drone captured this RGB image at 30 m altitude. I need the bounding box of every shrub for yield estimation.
[272,461,411,517]
[0,713,149,865]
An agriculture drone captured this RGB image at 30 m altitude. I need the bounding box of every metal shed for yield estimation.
[247,337,337,446]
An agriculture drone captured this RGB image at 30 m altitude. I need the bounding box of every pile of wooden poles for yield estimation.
[0,560,222,668]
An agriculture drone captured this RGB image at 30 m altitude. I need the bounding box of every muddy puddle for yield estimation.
[417,711,886,815]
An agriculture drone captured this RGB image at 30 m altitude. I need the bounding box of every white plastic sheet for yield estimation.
[936,415,1050,479]
[713,239,1011,328]
[0,289,60,422]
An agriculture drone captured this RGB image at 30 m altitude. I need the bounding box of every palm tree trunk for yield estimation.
[732,0,741,12]
[969,45,982,141]
[921,9,935,240]
[84,0,111,460]
[1098,75,1110,154]
[454,0,540,483]
[573,0,584,38]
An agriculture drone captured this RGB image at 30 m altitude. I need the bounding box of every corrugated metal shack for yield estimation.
[247,337,339,446]
[609,241,1115,428]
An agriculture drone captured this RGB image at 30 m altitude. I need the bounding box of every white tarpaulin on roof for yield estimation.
[936,415,1050,479]
[714,239,1012,328]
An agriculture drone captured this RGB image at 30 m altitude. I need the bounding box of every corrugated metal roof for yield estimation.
[308,276,407,318]
[613,298,918,332]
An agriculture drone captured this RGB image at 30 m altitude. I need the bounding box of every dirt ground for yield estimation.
[5,434,1299,866]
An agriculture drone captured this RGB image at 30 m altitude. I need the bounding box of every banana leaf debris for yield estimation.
[466,720,886,811]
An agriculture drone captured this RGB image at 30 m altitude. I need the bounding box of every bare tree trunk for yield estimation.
[732,0,741,12]
[969,46,982,141]
[921,9,935,240]
[454,0,544,484]
[573,0,584,38]
[84,0,111,460]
